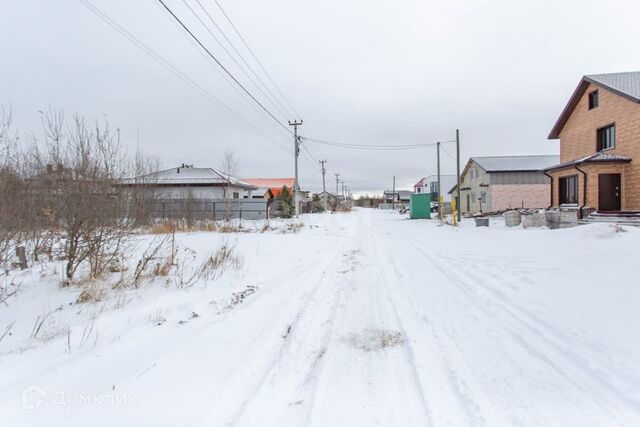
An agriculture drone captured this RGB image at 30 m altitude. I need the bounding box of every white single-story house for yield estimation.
[125,164,257,199]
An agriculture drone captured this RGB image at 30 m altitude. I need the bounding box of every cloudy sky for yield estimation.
[2,0,640,193]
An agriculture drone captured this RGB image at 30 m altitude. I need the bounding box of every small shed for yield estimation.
[410,193,431,219]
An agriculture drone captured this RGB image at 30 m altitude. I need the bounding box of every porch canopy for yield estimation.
[543,152,631,172]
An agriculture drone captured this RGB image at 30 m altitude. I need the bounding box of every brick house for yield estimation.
[545,72,640,214]
[448,155,559,214]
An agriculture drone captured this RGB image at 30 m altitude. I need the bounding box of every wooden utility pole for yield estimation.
[334,173,340,195]
[289,120,303,217]
[456,129,461,224]
[437,141,441,220]
[392,175,396,210]
[319,159,327,211]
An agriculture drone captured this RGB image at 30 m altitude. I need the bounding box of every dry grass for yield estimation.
[198,238,244,283]
[147,221,222,234]
[77,282,105,303]
[280,222,304,234]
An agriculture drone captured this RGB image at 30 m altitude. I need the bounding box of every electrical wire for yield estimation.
[212,0,300,119]
[180,0,291,123]
[303,137,456,151]
[193,0,294,121]
[78,0,291,155]
[440,143,457,163]
[155,0,292,135]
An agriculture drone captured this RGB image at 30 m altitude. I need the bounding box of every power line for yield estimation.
[212,0,300,118]
[77,1,253,132]
[155,0,292,135]
[194,0,294,120]
[180,0,291,123]
[302,137,456,151]
[78,0,290,155]
[440,143,457,163]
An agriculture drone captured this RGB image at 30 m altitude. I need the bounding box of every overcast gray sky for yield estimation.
[2,0,640,193]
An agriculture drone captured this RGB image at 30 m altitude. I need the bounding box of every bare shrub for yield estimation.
[130,233,173,288]
[199,238,244,283]
[281,222,304,234]
[76,282,105,303]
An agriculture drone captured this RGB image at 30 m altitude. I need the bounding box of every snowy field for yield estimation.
[2,208,640,426]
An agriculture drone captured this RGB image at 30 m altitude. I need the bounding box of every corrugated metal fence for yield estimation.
[145,199,270,221]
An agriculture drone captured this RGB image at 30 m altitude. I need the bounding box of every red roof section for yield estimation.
[244,178,295,196]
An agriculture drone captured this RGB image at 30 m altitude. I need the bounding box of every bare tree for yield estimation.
[27,110,133,282]
[219,148,240,221]
[0,107,20,264]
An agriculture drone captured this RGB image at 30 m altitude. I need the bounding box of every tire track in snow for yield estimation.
[401,233,640,424]
[222,217,361,426]
[439,252,640,392]
[432,249,640,413]
[373,229,486,426]
[220,246,349,426]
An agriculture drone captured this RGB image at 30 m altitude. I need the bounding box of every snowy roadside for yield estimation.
[2,209,640,426]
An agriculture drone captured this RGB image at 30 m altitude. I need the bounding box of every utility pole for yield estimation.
[334,173,340,196]
[319,159,327,211]
[456,129,461,224]
[289,120,303,217]
[341,181,345,198]
[392,175,396,210]
[437,141,441,220]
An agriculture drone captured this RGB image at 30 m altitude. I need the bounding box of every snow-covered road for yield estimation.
[2,209,640,426]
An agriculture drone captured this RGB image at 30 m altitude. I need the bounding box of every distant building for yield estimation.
[448,155,559,214]
[243,178,296,197]
[383,190,412,204]
[413,175,457,202]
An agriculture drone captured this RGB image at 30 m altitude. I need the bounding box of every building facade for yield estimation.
[449,155,559,214]
[545,72,640,213]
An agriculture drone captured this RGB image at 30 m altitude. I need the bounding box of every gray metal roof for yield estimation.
[586,72,640,102]
[125,166,256,189]
[472,155,560,172]
[549,72,640,139]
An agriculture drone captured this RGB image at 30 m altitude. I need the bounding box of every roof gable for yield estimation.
[549,72,640,139]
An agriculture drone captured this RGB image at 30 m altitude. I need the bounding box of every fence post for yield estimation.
[162,202,165,219]
[213,202,216,221]
[16,246,27,270]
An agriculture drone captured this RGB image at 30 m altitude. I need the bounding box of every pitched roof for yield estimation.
[472,155,560,172]
[543,151,631,172]
[243,178,296,196]
[125,166,256,189]
[549,72,640,139]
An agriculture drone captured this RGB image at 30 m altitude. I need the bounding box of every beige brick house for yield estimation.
[545,72,640,214]
[448,155,559,214]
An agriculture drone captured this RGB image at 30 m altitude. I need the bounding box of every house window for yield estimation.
[233,192,239,199]
[471,192,476,205]
[559,175,578,205]
[597,124,615,151]
[588,90,599,110]
[480,192,487,204]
